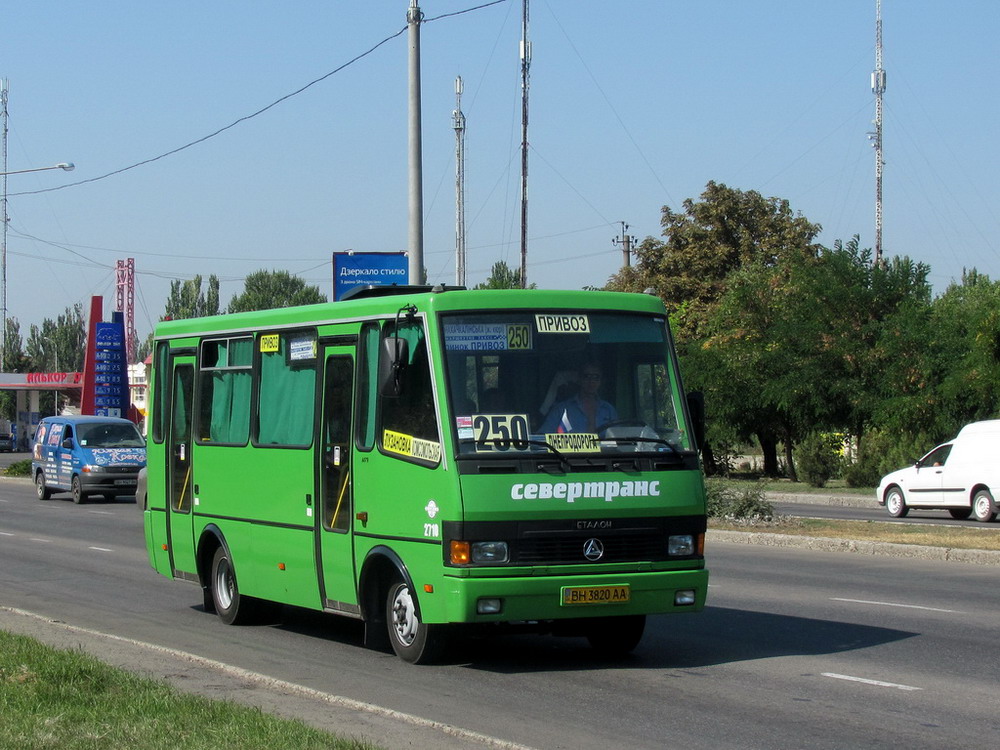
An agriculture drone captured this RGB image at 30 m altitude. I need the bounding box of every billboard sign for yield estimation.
[92,319,128,418]
[333,252,408,301]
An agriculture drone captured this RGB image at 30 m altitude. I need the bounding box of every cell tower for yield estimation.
[870,0,887,266]
[454,76,467,287]
[115,258,137,363]
[519,0,531,288]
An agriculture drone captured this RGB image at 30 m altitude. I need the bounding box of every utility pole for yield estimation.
[870,0,886,267]
[454,76,467,287]
[612,221,636,268]
[407,0,425,285]
[1,78,8,364]
[519,0,531,288]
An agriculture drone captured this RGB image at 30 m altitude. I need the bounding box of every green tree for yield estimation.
[26,304,86,373]
[606,181,823,340]
[0,317,28,419]
[606,182,822,474]
[682,235,931,478]
[2,318,28,373]
[926,269,1000,436]
[227,269,326,314]
[164,275,221,320]
[473,260,536,290]
[24,305,87,416]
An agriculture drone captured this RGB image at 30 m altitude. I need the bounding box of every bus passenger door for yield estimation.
[317,350,359,613]
[166,356,197,577]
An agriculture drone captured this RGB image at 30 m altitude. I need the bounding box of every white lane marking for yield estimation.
[0,531,14,536]
[29,538,51,543]
[88,546,113,552]
[832,597,959,614]
[822,672,922,691]
[88,510,114,516]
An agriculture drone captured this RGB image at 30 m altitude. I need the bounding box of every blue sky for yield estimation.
[3,1,998,342]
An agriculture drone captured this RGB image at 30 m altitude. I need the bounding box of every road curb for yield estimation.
[708,529,1000,566]
[767,491,873,508]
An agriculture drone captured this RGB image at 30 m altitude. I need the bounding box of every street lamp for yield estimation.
[0,161,76,364]
[1,162,74,177]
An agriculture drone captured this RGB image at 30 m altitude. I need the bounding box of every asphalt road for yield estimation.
[2,477,999,748]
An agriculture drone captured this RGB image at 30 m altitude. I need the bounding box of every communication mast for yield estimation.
[454,76,467,287]
[519,0,531,288]
[115,258,137,363]
[870,0,887,267]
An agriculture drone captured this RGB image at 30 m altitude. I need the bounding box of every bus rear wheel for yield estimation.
[386,580,446,664]
[210,546,258,625]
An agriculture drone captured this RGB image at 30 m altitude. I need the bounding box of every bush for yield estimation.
[842,458,880,488]
[843,429,935,488]
[3,459,31,477]
[796,432,842,488]
[705,479,774,521]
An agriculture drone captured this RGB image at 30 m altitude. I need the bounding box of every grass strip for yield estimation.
[0,630,380,750]
[710,517,1000,551]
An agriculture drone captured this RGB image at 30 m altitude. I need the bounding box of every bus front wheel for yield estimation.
[386,580,446,664]
[211,546,257,625]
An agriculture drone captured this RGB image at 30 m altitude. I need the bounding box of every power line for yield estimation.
[10,2,509,199]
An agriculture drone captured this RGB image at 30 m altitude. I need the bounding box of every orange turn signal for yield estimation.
[450,540,471,565]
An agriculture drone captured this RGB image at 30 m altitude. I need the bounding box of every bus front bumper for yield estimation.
[433,568,709,624]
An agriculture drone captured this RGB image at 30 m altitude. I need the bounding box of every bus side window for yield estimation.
[256,332,317,447]
[379,322,439,445]
[355,322,380,450]
[151,341,170,444]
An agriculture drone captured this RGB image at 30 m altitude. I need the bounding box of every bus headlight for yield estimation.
[477,598,503,614]
[471,541,509,564]
[674,589,697,606]
[667,534,694,556]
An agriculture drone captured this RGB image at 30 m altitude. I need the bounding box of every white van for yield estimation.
[876,420,1000,522]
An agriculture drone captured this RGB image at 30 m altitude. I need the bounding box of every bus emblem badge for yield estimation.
[583,538,604,561]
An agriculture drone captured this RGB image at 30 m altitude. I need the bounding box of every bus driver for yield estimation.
[539,362,617,434]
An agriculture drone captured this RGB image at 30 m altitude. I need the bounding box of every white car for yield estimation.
[876,420,1000,523]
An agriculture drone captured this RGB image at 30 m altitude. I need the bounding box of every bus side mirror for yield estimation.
[686,391,705,449]
[378,337,410,398]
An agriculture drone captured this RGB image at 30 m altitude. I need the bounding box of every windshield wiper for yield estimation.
[596,435,684,457]
[458,437,574,472]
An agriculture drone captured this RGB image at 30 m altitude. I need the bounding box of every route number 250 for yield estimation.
[473,414,530,451]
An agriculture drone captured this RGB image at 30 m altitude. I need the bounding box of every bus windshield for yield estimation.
[442,310,693,457]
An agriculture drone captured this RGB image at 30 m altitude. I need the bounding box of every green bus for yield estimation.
[142,286,708,663]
